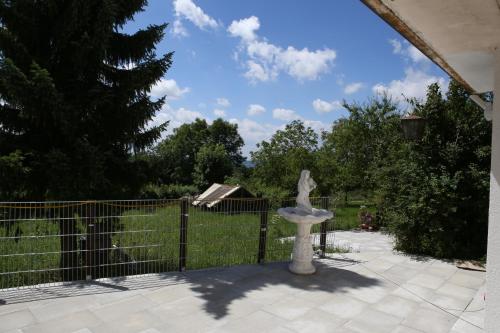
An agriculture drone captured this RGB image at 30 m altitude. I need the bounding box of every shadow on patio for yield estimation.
[184,257,381,319]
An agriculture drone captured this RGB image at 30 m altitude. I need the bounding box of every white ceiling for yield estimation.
[364,0,500,93]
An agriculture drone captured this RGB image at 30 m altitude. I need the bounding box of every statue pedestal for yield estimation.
[289,223,316,274]
[277,207,333,275]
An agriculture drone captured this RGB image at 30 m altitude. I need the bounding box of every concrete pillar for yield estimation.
[486,47,500,332]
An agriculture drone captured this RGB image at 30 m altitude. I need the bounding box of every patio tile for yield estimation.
[262,296,317,320]
[29,295,99,322]
[448,272,485,289]
[429,293,471,313]
[362,258,396,272]
[0,309,36,332]
[71,329,94,333]
[402,306,456,333]
[373,295,419,318]
[318,294,369,319]
[284,308,346,333]
[92,310,167,333]
[346,284,392,304]
[343,308,402,333]
[383,265,420,284]
[436,283,477,300]
[216,310,287,333]
[143,284,197,304]
[391,325,425,333]
[425,265,457,280]
[149,295,206,318]
[449,318,484,333]
[22,310,102,333]
[397,283,436,302]
[91,295,157,322]
[0,303,31,316]
[407,273,446,290]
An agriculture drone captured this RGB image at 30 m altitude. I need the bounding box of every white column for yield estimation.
[486,47,500,332]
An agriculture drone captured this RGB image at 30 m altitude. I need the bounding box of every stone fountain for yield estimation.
[278,170,333,275]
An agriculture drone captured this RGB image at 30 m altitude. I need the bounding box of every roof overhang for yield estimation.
[362,0,500,94]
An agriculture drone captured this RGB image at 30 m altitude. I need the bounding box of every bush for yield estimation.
[139,184,199,199]
[379,82,491,259]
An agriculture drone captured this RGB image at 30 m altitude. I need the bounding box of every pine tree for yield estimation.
[0,0,172,280]
[0,0,172,200]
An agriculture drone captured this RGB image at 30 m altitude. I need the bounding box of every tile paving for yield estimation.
[0,231,485,332]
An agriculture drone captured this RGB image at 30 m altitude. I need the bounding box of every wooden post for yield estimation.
[179,198,189,272]
[258,199,269,264]
[320,197,330,258]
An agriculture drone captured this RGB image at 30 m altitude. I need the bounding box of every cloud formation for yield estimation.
[216,97,231,108]
[272,108,300,121]
[372,39,448,103]
[172,0,219,37]
[247,104,266,116]
[312,99,342,114]
[389,39,428,63]
[213,109,226,117]
[150,79,190,101]
[344,82,363,94]
[373,67,447,102]
[228,16,336,83]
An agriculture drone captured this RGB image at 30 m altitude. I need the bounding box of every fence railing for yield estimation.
[0,197,336,293]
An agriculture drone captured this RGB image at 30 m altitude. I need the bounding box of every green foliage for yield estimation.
[0,150,30,199]
[139,183,199,199]
[0,0,171,200]
[379,81,491,259]
[154,118,244,185]
[318,97,402,198]
[193,144,233,190]
[250,120,319,196]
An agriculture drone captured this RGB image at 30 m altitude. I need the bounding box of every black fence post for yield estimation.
[179,198,189,272]
[320,197,330,258]
[258,199,269,264]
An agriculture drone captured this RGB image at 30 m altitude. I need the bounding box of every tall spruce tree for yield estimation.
[0,1,172,280]
[0,0,171,200]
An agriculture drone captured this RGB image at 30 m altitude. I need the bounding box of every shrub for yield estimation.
[139,184,199,199]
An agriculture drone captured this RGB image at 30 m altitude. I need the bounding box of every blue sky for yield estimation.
[124,0,449,156]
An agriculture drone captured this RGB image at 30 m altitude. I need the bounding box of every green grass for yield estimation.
[0,200,368,289]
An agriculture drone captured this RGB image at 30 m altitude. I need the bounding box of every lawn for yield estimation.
[0,199,371,289]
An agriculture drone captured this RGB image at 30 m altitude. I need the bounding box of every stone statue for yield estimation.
[296,170,317,214]
[277,170,333,275]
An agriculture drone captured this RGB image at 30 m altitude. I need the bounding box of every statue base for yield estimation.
[288,223,316,275]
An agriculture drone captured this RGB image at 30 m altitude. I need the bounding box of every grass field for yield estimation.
[0,200,373,289]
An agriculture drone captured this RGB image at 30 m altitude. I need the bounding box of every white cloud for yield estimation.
[150,79,190,100]
[312,99,342,114]
[172,19,189,37]
[244,60,272,82]
[247,104,266,116]
[228,16,336,83]
[303,120,329,134]
[150,104,205,137]
[389,39,402,54]
[272,108,300,121]
[344,82,363,94]
[213,109,226,117]
[373,67,448,102]
[227,16,260,41]
[216,97,231,107]
[407,45,427,63]
[173,0,218,36]
[390,39,428,63]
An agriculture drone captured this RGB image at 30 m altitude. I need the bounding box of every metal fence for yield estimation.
[0,197,336,300]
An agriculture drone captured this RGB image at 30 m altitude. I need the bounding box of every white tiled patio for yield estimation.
[0,232,485,333]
